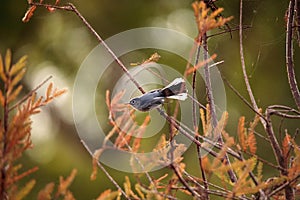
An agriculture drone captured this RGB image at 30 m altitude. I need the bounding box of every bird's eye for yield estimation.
[130,99,136,105]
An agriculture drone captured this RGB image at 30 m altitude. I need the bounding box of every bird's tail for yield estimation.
[159,78,187,101]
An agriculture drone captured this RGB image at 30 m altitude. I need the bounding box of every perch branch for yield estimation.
[286,0,300,111]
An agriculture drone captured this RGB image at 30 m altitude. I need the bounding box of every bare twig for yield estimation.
[265,106,295,200]
[267,174,300,198]
[296,0,300,46]
[193,39,210,199]
[29,2,145,95]
[267,105,300,119]
[239,0,267,129]
[286,0,300,111]
[206,25,252,39]
[221,74,267,122]
[81,140,131,200]
[170,164,201,198]
[9,75,53,111]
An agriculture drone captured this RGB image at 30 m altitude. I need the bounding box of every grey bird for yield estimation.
[129,78,187,112]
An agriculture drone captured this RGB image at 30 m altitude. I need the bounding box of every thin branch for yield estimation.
[67,3,145,95]
[286,0,300,111]
[221,74,267,121]
[267,174,300,198]
[239,0,267,128]
[193,39,210,199]
[29,2,145,95]
[296,0,300,46]
[170,164,201,199]
[206,25,252,39]
[267,105,300,119]
[9,75,53,111]
[265,108,285,172]
[81,140,131,200]
[107,112,159,195]
[0,56,9,200]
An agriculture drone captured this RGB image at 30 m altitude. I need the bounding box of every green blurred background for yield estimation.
[0,0,299,199]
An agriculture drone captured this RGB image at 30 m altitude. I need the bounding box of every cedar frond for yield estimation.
[37,182,55,200]
[0,48,66,199]
[9,55,27,76]
[132,115,151,152]
[55,169,77,198]
[217,157,258,196]
[7,85,23,103]
[12,166,39,183]
[288,138,300,179]
[46,82,53,100]
[0,53,7,82]
[135,184,146,199]
[192,1,233,36]
[282,133,291,160]
[201,155,211,173]
[124,176,140,199]
[0,90,5,106]
[238,116,247,151]
[186,54,217,74]
[5,49,12,73]
[10,69,26,90]
[249,108,261,130]
[214,111,229,141]
[105,90,111,111]
[131,52,161,66]
[143,52,161,64]
[247,131,257,154]
[62,191,75,200]
[257,161,263,183]
[202,104,212,137]
[96,189,121,200]
[200,108,206,134]
[52,87,67,98]
[91,149,104,181]
[15,179,36,200]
